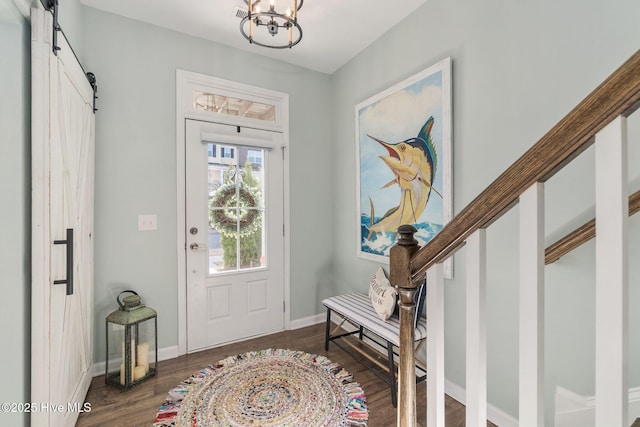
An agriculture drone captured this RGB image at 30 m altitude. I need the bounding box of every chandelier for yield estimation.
[240,0,303,49]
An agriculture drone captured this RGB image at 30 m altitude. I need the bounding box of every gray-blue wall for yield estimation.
[0,2,30,426]
[81,7,334,358]
[330,0,640,422]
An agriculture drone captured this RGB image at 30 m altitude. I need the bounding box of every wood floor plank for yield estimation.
[77,323,489,427]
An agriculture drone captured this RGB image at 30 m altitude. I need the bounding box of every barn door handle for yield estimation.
[53,228,74,296]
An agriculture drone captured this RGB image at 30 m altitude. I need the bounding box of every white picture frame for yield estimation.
[355,57,453,277]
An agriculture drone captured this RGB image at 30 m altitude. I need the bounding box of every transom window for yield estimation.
[193,91,276,123]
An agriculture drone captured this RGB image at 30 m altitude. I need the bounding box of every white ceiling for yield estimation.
[79,0,427,74]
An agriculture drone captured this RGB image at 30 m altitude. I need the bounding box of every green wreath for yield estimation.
[209,182,262,237]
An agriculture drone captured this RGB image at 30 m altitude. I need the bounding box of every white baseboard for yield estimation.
[445,379,519,427]
[555,385,640,426]
[92,345,180,377]
[289,313,325,330]
[91,315,323,377]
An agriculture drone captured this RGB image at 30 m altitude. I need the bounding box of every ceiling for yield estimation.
[79,0,427,75]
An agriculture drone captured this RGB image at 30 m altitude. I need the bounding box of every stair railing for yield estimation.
[390,49,640,427]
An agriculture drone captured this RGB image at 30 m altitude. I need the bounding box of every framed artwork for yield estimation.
[356,57,452,277]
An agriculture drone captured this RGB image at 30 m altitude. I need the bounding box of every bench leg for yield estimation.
[387,341,398,407]
[324,308,331,351]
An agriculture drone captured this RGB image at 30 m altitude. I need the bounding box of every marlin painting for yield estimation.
[367,117,438,239]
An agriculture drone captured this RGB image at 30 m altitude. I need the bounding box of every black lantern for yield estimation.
[105,290,158,389]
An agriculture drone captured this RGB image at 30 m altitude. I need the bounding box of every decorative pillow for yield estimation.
[368,267,397,321]
[393,279,427,327]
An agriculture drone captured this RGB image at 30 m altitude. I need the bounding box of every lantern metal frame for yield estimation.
[105,290,158,390]
[240,0,303,49]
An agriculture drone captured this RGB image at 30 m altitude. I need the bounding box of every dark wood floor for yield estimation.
[76,322,491,426]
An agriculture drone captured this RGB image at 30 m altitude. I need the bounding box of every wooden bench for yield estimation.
[323,292,427,407]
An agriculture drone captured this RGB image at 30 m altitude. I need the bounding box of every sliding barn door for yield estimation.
[31,7,95,427]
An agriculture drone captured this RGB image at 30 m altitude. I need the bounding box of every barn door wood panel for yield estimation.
[31,7,95,427]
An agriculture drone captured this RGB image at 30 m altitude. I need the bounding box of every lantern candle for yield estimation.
[137,342,150,374]
[133,365,146,381]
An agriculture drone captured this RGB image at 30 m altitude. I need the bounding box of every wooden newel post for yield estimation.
[390,224,421,427]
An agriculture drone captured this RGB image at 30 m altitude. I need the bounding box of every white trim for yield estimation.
[289,313,325,330]
[445,380,519,427]
[555,385,640,426]
[176,69,291,356]
[176,75,188,356]
[177,69,285,133]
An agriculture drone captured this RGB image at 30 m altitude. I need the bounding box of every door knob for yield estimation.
[190,243,206,252]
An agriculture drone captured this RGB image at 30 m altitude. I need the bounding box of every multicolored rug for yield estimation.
[153,349,368,426]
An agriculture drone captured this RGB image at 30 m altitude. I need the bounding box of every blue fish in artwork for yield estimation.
[367,117,438,240]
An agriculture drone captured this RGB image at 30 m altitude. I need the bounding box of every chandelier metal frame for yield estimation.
[240,0,304,49]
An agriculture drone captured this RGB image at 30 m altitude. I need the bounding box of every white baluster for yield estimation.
[427,262,445,427]
[595,115,628,426]
[466,228,487,426]
[519,182,545,426]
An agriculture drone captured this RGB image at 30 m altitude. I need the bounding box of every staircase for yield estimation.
[390,49,640,426]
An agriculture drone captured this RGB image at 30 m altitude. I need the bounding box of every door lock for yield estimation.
[189,227,198,235]
[190,243,206,252]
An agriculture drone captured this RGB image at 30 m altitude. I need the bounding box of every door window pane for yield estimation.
[208,144,266,274]
[221,147,234,159]
[247,150,262,164]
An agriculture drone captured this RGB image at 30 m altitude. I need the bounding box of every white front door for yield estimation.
[185,120,284,352]
[31,7,95,427]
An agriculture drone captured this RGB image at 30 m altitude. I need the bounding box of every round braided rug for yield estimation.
[153,349,368,427]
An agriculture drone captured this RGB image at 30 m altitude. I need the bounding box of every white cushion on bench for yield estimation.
[323,292,427,348]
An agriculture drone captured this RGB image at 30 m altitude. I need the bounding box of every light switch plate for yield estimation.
[138,214,157,231]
